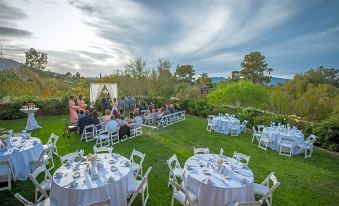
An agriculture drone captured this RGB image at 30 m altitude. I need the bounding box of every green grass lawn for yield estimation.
[0,115,339,206]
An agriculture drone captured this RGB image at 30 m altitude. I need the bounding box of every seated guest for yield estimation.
[169,104,176,113]
[105,115,118,133]
[115,115,125,127]
[102,109,111,122]
[126,113,135,124]
[78,110,94,134]
[92,110,100,125]
[164,106,171,115]
[78,110,85,119]
[119,108,125,120]
[112,110,120,120]
[135,112,142,126]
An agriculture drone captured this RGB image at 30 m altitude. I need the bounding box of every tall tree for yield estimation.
[240,51,272,85]
[231,71,241,81]
[124,57,148,79]
[157,58,172,72]
[23,48,48,70]
[174,64,195,83]
[197,73,212,87]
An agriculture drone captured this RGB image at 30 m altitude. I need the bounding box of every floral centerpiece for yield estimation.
[87,153,97,174]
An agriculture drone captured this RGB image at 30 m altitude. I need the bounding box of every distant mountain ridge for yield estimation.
[0,57,21,70]
[210,76,288,85]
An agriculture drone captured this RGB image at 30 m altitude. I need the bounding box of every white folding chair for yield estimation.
[130,149,145,178]
[81,124,95,142]
[232,151,251,166]
[207,116,215,132]
[43,133,59,156]
[257,125,265,134]
[254,172,280,206]
[252,126,261,143]
[167,154,183,187]
[128,167,152,206]
[43,144,55,171]
[93,145,113,154]
[87,198,110,206]
[194,147,209,155]
[297,134,317,158]
[279,136,295,157]
[109,128,120,145]
[29,165,52,203]
[15,192,57,206]
[240,120,248,133]
[169,179,198,206]
[59,151,79,165]
[0,160,14,191]
[258,133,273,151]
[304,134,317,158]
[95,129,111,147]
[229,123,241,136]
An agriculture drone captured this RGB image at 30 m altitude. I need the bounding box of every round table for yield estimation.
[183,154,254,206]
[20,108,41,131]
[0,135,44,180]
[263,127,304,155]
[213,116,240,134]
[50,153,138,206]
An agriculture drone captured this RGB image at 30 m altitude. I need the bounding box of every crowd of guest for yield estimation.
[68,95,182,138]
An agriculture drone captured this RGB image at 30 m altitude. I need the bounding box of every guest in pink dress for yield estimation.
[77,95,86,112]
[69,96,78,124]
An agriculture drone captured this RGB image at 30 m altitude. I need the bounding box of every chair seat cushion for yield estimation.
[254,183,269,195]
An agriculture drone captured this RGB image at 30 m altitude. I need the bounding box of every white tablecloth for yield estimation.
[20,108,41,131]
[263,127,305,155]
[183,154,254,206]
[213,117,240,135]
[51,153,138,206]
[0,136,44,180]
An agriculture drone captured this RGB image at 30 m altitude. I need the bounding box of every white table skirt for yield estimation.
[263,128,304,155]
[20,108,41,131]
[0,136,43,180]
[183,154,254,206]
[51,153,137,206]
[213,117,240,135]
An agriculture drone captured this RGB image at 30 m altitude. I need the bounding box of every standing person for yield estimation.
[69,96,78,124]
[77,95,87,112]
[110,98,118,116]
[130,96,136,111]
[118,98,123,111]
[123,96,129,114]
[101,95,110,116]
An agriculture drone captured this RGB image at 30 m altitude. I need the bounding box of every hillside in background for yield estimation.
[0,57,21,70]
[270,77,288,85]
[211,76,288,85]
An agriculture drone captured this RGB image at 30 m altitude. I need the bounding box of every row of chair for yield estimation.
[81,123,143,147]
[143,110,186,129]
[167,147,279,206]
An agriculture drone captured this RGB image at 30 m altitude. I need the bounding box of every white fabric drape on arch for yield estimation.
[90,83,118,106]
[90,83,104,105]
[105,84,118,99]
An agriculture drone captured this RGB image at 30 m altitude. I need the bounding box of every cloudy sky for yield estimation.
[1,0,339,78]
